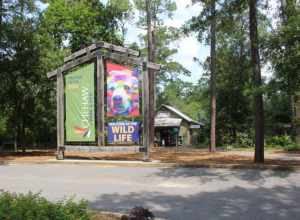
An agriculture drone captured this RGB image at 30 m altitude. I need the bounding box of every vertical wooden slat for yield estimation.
[56,74,61,149]
[97,56,105,146]
[57,68,65,159]
[96,57,101,146]
[142,62,150,160]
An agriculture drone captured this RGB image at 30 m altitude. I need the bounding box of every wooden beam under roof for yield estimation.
[47,49,160,79]
[63,41,140,63]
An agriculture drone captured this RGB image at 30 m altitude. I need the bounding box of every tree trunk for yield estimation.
[0,0,2,42]
[249,0,264,163]
[145,0,156,151]
[209,0,217,152]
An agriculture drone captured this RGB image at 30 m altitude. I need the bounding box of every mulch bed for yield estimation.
[1,148,300,168]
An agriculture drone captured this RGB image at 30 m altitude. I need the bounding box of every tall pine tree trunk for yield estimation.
[210,0,217,152]
[0,0,2,42]
[145,0,156,152]
[249,0,264,163]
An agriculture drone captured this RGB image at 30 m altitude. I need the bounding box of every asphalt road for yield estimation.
[0,163,300,220]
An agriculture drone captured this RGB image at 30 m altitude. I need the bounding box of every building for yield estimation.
[154,104,204,147]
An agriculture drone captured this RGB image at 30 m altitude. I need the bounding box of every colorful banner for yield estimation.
[65,63,95,142]
[108,122,139,144]
[106,62,140,117]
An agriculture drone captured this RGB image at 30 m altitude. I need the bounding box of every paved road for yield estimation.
[0,163,300,220]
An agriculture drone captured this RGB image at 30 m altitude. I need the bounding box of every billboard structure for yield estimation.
[46,42,160,160]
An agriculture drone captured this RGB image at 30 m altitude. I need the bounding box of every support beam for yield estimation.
[96,56,105,146]
[64,41,140,63]
[47,50,160,79]
[56,69,65,160]
[142,62,150,161]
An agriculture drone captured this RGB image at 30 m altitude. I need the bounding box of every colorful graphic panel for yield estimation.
[106,62,140,117]
[108,122,139,144]
[65,63,95,142]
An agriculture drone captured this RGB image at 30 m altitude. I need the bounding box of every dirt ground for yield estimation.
[1,147,300,168]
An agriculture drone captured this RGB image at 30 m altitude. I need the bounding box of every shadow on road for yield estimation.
[90,185,300,220]
[152,167,293,183]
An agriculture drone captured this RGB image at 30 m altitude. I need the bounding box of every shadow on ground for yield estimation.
[90,185,300,220]
[153,167,293,183]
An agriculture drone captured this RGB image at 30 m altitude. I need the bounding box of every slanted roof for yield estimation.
[160,104,204,126]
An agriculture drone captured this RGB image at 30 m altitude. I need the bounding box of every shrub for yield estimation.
[121,207,155,220]
[236,132,254,147]
[0,191,89,220]
[266,135,293,148]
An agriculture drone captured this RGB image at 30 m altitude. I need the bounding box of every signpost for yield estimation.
[46,42,160,160]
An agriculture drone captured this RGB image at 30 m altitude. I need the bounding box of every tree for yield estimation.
[134,0,189,150]
[41,0,132,52]
[267,0,300,143]
[209,0,217,152]
[0,0,46,151]
[185,0,219,151]
[145,0,156,152]
[0,0,135,151]
[249,0,264,163]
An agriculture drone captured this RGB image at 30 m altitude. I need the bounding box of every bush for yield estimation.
[121,207,155,220]
[0,191,89,220]
[266,135,293,148]
[236,132,254,147]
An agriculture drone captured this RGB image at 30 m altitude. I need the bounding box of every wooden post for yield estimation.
[143,62,150,161]
[56,69,65,159]
[145,0,156,151]
[97,56,105,146]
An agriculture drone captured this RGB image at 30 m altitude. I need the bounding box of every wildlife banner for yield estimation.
[106,62,140,117]
[107,122,139,144]
[65,63,96,142]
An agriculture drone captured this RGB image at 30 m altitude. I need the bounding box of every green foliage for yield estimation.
[134,0,190,88]
[41,0,132,52]
[157,80,208,122]
[266,135,293,148]
[0,116,7,139]
[235,132,254,147]
[267,4,300,96]
[0,191,89,220]
[284,144,300,151]
[0,0,132,148]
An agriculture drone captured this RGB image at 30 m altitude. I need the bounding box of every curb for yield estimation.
[176,163,298,171]
[3,159,176,168]
[2,159,299,170]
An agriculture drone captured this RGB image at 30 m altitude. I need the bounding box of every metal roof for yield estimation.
[160,104,204,126]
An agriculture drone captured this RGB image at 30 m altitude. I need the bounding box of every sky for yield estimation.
[124,0,208,83]
[123,0,279,83]
[37,0,279,82]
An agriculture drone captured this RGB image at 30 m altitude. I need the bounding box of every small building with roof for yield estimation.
[155,104,204,147]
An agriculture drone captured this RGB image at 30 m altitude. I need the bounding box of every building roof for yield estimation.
[159,104,204,126]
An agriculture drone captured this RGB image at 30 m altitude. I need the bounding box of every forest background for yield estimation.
[0,0,299,151]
